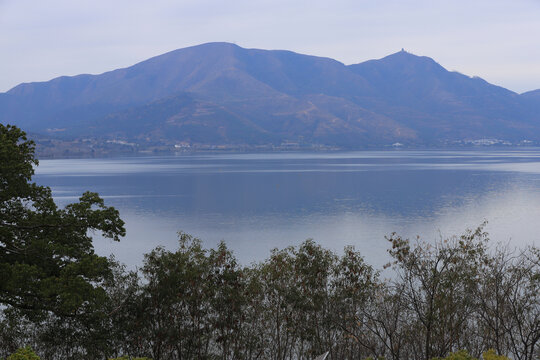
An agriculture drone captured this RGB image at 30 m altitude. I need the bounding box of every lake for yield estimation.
[34,149,540,268]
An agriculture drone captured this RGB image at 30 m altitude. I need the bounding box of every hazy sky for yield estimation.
[1,0,539,93]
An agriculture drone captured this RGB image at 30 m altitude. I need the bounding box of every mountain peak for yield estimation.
[348,49,447,80]
[381,49,440,66]
[177,41,241,52]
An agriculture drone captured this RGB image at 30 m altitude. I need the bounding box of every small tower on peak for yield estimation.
[401,48,405,52]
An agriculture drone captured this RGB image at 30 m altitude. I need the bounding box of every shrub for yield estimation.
[482,349,510,360]
[433,350,477,360]
[6,347,40,360]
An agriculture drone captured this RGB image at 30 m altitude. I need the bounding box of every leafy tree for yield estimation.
[0,124,125,318]
[206,241,248,359]
[138,233,214,359]
[256,245,298,359]
[331,245,380,359]
[288,240,336,358]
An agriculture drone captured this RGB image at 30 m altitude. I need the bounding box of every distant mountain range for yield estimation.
[2,42,539,153]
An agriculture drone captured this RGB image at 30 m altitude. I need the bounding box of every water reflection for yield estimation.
[35,150,540,268]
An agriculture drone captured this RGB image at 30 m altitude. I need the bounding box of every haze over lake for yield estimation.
[35,150,540,268]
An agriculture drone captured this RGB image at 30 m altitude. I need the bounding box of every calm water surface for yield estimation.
[35,150,540,268]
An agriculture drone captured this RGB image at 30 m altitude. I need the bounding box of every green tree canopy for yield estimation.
[0,124,125,318]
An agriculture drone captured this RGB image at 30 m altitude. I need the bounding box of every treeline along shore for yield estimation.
[1,124,539,360]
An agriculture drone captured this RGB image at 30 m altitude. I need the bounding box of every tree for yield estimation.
[324,245,377,359]
[476,246,540,360]
[386,225,489,360]
[0,124,125,319]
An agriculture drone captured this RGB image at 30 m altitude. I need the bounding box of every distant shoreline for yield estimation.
[34,140,540,160]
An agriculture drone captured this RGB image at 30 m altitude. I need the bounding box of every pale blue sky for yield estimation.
[1,0,539,93]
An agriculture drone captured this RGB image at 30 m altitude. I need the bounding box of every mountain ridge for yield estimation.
[2,42,539,152]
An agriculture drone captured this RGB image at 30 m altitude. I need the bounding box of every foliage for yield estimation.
[475,246,540,360]
[0,124,126,359]
[6,347,40,360]
[481,349,510,360]
[0,124,125,320]
[431,349,512,360]
[385,225,490,360]
[432,349,477,360]
[3,222,538,359]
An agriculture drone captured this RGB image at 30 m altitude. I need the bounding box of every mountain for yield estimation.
[348,50,533,141]
[1,42,539,151]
